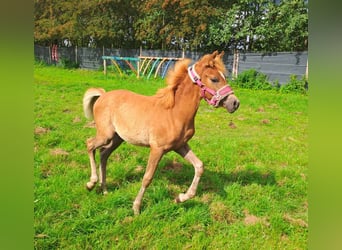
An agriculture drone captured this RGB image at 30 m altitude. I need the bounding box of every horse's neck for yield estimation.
[173,79,201,121]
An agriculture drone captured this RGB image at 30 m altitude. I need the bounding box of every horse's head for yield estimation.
[188,51,240,113]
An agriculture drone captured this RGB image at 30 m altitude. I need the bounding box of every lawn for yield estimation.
[34,64,308,249]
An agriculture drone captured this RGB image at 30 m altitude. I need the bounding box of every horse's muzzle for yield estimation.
[223,94,240,113]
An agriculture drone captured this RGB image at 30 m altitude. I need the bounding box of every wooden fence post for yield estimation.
[137,59,140,79]
[232,50,239,79]
[305,59,308,80]
[48,45,51,64]
[103,58,106,75]
[75,45,78,64]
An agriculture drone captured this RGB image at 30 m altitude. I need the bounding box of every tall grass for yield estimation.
[34,64,308,249]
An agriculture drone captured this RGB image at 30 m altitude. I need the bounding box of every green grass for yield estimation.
[34,64,308,249]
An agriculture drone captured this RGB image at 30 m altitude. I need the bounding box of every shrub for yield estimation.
[34,59,48,67]
[232,69,308,94]
[57,58,79,69]
[279,75,308,95]
[233,69,274,90]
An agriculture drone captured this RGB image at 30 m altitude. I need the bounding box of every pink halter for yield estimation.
[188,64,234,107]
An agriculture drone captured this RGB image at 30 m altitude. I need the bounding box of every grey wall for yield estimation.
[238,52,308,84]
[34,45,307,84]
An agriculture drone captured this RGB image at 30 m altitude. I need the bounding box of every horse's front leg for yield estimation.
[174,143,204,203]
[133,146,164,215]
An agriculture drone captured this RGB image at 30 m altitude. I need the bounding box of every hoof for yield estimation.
[133,209,140,216]
[132,203,141,215]
[174,196,181,203]
[103,190,108,195]
[175,193,187,203]
[86,181,95,191]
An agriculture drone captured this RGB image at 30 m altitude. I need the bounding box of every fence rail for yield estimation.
[34,45,308,84]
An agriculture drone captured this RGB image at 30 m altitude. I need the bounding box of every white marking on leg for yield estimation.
[133,187,146,215]
[86,140,98,190]
[175,146,203,203]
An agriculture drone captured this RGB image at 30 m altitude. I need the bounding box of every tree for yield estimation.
[34,0,139,48]
[279,0,308,51]
[34,0,308,51]
[134,0,166,49]
[134,0,217,50]
[208,0,308,52]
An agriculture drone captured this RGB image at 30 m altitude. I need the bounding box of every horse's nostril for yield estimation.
[234,100,240,109]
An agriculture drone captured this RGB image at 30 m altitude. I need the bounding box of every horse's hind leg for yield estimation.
[86,137,99,190]
[174,143,204,203]
[99,133,123,194]
[86,130,114,191]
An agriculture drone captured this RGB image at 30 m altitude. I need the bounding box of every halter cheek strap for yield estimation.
[188,64,234,107]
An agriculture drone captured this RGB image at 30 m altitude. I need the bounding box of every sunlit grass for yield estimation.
[34,64,308,249]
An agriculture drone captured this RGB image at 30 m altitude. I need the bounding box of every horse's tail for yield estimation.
[83,88,106,120]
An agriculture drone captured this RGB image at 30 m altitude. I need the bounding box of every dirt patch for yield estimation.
[122,216,134,225]
[257,107,265,112]
[237,115,246,121]
[163,160,183,173]
[50,148,69,156]
[35,234,49,239]
[261,119,270,124]
[243,209,270,226]
[283,213,308,228]
[244,214,260,225]
[134,165,144,173]
[200,193,214,204]
[210,201,236,224]
[34,126,50,135]
[228,121,237,129]
[73,116,81,123]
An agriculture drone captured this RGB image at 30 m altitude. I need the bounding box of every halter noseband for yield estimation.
[188,64,234,107]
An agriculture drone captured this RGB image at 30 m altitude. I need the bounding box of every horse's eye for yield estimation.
[211,77,219,83]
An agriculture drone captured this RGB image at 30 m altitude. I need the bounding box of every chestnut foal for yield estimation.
[83,51,239,214]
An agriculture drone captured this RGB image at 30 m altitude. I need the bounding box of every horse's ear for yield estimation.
[218,51,224,58]
[207,51,219,67]
[214,51,224,64]
[198,51,220,68]
[212,50,219,58]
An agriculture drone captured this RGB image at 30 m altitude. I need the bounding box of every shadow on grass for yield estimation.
[101,156,277,203]
[159,159,277,199]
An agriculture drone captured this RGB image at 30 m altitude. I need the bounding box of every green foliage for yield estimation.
[57,58,79,69]
[280,75,308,94]
[34,65,308,249]
[34,0,139,48]
[34,0,308,52]
[209,0,308,51]
[232,69,308,94]
[233,69,274,90]
[34,59,49,67]
[134,0,216,50]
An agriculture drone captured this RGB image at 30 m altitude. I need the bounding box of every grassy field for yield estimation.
[34,64,308,249]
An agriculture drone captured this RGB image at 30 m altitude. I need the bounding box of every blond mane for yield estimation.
[155,58,192,109]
